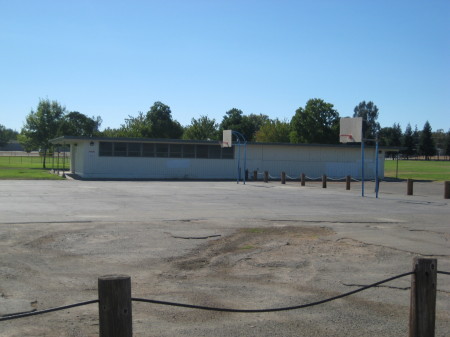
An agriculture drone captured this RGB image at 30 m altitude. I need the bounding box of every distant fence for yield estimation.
[1,258,448,337]
[0,152,70,171]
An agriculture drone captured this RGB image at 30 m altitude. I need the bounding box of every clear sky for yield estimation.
[1,0,449,133]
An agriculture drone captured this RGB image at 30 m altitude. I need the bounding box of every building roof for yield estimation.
[49,135,402,151]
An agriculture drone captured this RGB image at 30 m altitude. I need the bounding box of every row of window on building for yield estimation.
[99,142,234,159]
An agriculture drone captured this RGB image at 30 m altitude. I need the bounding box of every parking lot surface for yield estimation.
[0,179,449,336]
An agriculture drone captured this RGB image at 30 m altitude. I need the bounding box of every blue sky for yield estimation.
[1,0,449,133]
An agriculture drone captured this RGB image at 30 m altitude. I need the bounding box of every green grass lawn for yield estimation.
[0,156,70,180]
[384,159,450,181]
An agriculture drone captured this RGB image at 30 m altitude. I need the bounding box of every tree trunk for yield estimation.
[42,148,47,169]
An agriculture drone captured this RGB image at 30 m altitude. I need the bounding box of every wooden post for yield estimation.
[409,258,437,337]
[253,170,258,181]
[264,171,268,183]
[322,174,327,188]
[281,172,286,184]
[99,275,133,337]
[444,181,450,199]
[346,175,351,190]
[301,173,305,186]
[407,179,414,195]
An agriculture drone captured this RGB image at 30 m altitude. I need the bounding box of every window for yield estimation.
[113,143,127,156]
[98,141,234,159]
[156,144,169,157]
[209,145,221,159]
[169,144,182,158]
[183,145,195,158]
[127,143,141,157]
[99,142,113,156]
[196,145,208,158]
[142,143,155,157]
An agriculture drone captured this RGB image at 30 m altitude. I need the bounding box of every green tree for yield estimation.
[183,116,218,140]
[20,99,66,168]
[219,108,245,137]
[290,98,340,144]
[444,129,450,160]
[255,119,291,143]
[353,101,380,140]
[379,123,402,146]
[58,111,102,137]
[432,129,446,158]
[402,123,416,159]
[243,114,270,141]
[419,121,436,160]
[119,112,152,137]
[146,101,183,139]
[0,124,18,147]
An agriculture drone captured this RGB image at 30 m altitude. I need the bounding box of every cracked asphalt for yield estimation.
[0,179,449,336]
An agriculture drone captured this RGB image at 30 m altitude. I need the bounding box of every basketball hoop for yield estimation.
[219,141,230,148]
[339,134,354,143]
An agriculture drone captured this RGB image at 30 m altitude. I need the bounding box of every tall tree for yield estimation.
[432,129,446,158]
[290,98,340,144]
[146,101,183,139]
[183,116,218,140]
[402,123,416,159]
[419,121,436,160]
[243,114,270,141]
[444,129,450,160]
[219,109,268,141]
[255,119,291,143]
[0,124,18,147]
[353,101,380,140]
[58,111,102,137]
[119,112,152,138]
[379,123,402,146]
[219,108,245,137]
[20,99,66,168]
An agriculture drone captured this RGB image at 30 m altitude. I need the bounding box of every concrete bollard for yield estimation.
[281,172,286,184]
[322,174,327,188]
[346,175,351,190]
[301,173,305,186]
[407,179,414,196]
[445,181,450,199]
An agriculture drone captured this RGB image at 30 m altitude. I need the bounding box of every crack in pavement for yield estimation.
[335,237,450,257]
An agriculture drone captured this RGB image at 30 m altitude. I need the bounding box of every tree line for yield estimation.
[1,98,449,167]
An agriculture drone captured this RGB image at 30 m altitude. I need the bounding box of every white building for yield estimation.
[50,136,391,180]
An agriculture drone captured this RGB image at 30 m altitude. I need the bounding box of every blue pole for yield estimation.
[243,142,247,185]
[375,140,379,198]
[237,140,241,184]
[361,140,365,197]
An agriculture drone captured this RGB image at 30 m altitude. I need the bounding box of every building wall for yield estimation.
[70,140,384,180]
[245,144,384,179]
[74,141,236,179]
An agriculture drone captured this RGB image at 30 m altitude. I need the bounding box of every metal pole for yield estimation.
[361,140,365,197]
[243,141,247,185]
[375,140,379,198]
[237,140,241,184]
[396,152,399,179]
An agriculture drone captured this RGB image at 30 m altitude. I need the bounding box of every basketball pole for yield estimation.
[231,130,247,185]
[375,139,379,199]
[361,139,365,197]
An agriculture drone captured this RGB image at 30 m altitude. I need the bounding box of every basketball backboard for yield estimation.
[339,117,362,143]
[221,130,233,147]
